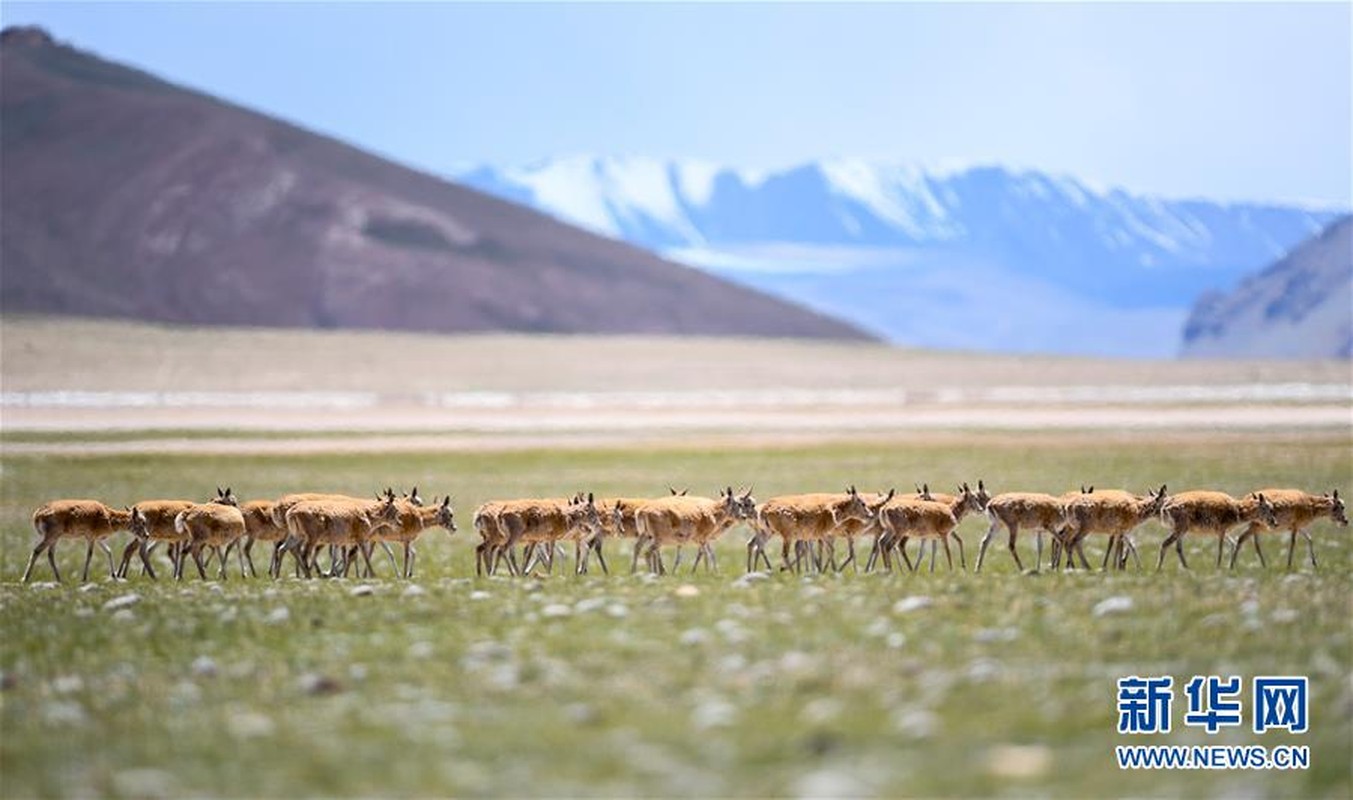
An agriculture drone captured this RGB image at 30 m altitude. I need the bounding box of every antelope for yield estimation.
[506,494,604,576]
[869,483,987,572]
[1059,486,1168,571]
[116,488,238,579]
[283,495,401,578]
[753,488,892,574]
[174,502,248,581]
[23,501,132,583]
[976,486,1092,573]
[634,487,756,574]
[239,500,286,578]
[1230,489,1347,570]
[369,496,456,578]
[1156,491,1278,571]
[584,489,688,576]
[473,495,587,576]
[272,489,395,577]
[872,495,967,573]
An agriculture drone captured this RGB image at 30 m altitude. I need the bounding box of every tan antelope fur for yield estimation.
[284,495,400,579]
[1230,489,1347,570]
[976,485,1092,573]
[24,500,133,583]
[634,487,755,574]
[115,488,237,580]
[753,488,890,574]
[873,497,964,573]
[586,489,689,576]
[239,500,285,579]
[1060,486,1168,571]
[370,496,456,578]
[502,494,604,576]
[272,490,391,577]
[870,483,987,572]
[472,495,602,576]
[977,492,1068,572]
[174,503,248,580]
[473,496,551,577]
[1156,490,1277,571]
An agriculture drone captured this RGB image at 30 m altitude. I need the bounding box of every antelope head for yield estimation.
[129,507,149,539]
[569,492,602,535]
[1254,492,1277,527]
[974,479,991,509]
[1142,484,1168,515]
[867,488,896,514]
[213,487,239,507]
[958,482,984,514]
[1327,489,1347,526]
[435,495,456,532]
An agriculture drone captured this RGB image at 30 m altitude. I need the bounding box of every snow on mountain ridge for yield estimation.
[451,156,1342,355]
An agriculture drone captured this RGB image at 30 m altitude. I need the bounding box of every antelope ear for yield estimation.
[587,492,594,504]
[743,486,753,499]
[1334,489,1340,500]
[441,496,451,509]
[978,479,985,491]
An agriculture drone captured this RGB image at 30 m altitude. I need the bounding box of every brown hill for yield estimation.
[0,27,870,340]
[1181,216,1351,359]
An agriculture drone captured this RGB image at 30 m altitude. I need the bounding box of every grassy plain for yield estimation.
[1,434,1349,798]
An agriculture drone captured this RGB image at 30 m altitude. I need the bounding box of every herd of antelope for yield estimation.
[18,482,1346,584]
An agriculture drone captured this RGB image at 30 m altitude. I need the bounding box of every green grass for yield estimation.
[1,435,1349,797]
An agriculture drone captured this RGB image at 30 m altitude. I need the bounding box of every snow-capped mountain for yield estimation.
[453,156,1344,356]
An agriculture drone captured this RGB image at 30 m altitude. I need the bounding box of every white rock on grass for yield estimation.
[679,628,709,646]
[1092,596,1134,617]
[401,584,427,598]
[469,591,491,601]
[795,768,868,799]
[112,769,177,800]
[265,607,291,625]
[226,711,275,739]
[541,603,572,618]
[102,593,141,612]
[691,698,735,730]
[986,744,1052,779]
[349,584,376,597]
[574,597,607,613]
[52,675,84,694]
[674,584,700,598]
[892,596,932,614]
[43,700,87,726]
[190,656,218,678]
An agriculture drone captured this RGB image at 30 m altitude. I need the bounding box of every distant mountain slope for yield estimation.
[0,28,869,342]
[1180,217,1352,359]
[456,156,1343,356]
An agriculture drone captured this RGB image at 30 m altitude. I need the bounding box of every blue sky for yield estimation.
[4,2,1350,207]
